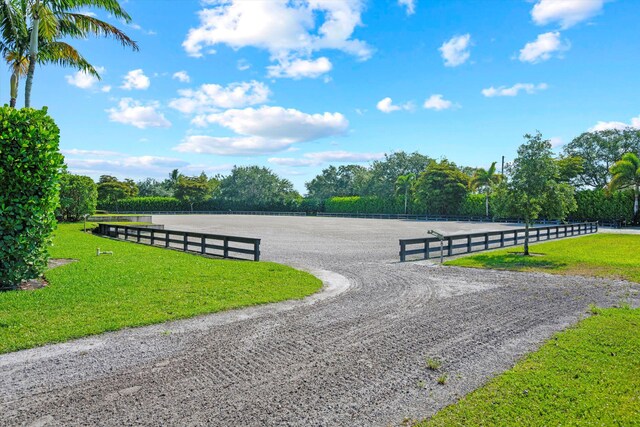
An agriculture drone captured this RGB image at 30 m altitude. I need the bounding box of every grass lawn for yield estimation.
[0,223,322,354]
[446,234,640,283]
[416,307,640,426]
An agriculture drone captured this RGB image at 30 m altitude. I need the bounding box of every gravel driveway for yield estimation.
[1,216,638,426]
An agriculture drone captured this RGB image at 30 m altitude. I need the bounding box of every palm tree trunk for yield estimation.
[25,9,40,108]
[634,185,639,217]
[485,193,489,217]
[10,72,19,108]
[404,187,408,215]
[524,222,530,256]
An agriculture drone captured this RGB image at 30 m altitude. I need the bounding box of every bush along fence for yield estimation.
[399,222,598,262]
[114,210,307,217]
[96,223,261,261]
[318,212,564,224]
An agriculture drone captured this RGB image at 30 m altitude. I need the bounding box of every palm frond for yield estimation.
[58,12,138,50]
[38,40,99,76]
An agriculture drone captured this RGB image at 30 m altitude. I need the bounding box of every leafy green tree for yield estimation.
[469,161,500,217]
[58,172,97,221]
[608,153,640,218]
[175,173,213,212]
[362,151,432,198]
[137,177,173,197]
[494,133,577,255]
[219,166,300,210]
[305,164,368,200]
[97,175,137,203]
[556,155,584,183]
[564,129,640,188]
[18,0,138,107]
[415,159,469,215]
[395,173,415,214]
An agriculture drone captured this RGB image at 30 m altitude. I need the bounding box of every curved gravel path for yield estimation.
[1,216,638,426]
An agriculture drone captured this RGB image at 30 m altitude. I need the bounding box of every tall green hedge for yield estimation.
[0,107,63,289]
[98,196,303,213]
[325,196,407,214]
[570,189,634,222]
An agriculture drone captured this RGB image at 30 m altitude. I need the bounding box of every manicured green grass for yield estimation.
[0,223,322,354]
[446,234,640,283]
[416,307,640,426]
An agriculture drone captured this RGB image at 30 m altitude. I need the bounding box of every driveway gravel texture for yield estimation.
[2,216,638,426]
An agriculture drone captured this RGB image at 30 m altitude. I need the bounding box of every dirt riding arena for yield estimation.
[2,215,638,426]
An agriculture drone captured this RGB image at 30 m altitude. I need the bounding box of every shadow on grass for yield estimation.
[460,252,568,271]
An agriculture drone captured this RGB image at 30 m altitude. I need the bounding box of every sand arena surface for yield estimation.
[2,215,638,426]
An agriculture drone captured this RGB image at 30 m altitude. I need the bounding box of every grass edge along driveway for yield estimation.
[445,233,640,284]
[415,306,640,426]
[0,223,322,354]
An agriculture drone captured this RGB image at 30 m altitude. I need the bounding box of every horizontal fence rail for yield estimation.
[109,210,306,217]
[96,223,261,261]
[318,212,564,224]
[399,222,598,262]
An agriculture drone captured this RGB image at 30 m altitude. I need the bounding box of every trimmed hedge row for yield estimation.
[97,190,636,224]
[0,107,64,289]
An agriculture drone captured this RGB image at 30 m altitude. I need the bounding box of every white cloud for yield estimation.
[65,66,106,90]
[194,106,348,140]
[182,0,371,78]
[531,0,605,29]
[175,106,349,156]
[481,83,548,97]
[439,34,471,67]
[62,148,122,157]
[423,94,454,111]
[237,59,251,71]
[101,85,112,93]
[398,0,416,15]
[267,57,332,79]
[121,69,151,90]
[588,115,640,132]
[376,97,413,113]
[107,98,171,129]
[172,71,191,83]
[519,32,570,63]
[269,150,384,167]
[549,137,564,148]
[169,81,270,114]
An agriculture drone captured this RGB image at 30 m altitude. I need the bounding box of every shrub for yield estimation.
[58,173,97,221]
[570,189,634,223]
[0,107,64,289]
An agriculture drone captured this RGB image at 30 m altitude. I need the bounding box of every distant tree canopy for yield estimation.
[58,173,97,221]
[564,129,640,188]
[219,166,300,210]
[97,175,138,203]
[361,151,432,198]
[175,173,215,210]
[305,165,368,200]
[414,159,469,215]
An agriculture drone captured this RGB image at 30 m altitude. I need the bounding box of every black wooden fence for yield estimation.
[399,222,598,262]
[96,223,261,261]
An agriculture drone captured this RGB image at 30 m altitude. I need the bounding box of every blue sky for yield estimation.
[17,0,640,192]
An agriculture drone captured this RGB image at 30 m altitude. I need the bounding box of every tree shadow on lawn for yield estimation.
[460,251,568,271]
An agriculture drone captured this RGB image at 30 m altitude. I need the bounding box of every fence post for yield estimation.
[254,241,260,261]
[500,232,505,247]
[165,231,170,248]
[425,240,430,259]
[137,228,141,243]
[223,237,229,258]
[184,234,188,251]
[447,237,452,256]
[400,241,406,262]
[514,230,518,245]
[547,227,550,240]
[201,236,206,254]
[151,229,155,245]
[484,233,489,250]
[536,228,540,241]
[467,236,472,253]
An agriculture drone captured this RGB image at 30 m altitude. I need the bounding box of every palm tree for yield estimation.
[470,162,500,217]
[608,153,640,218]
[18,0,138,107]
[395,173,415,214]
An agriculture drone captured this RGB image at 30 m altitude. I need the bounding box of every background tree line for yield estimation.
[61,128,640,225]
